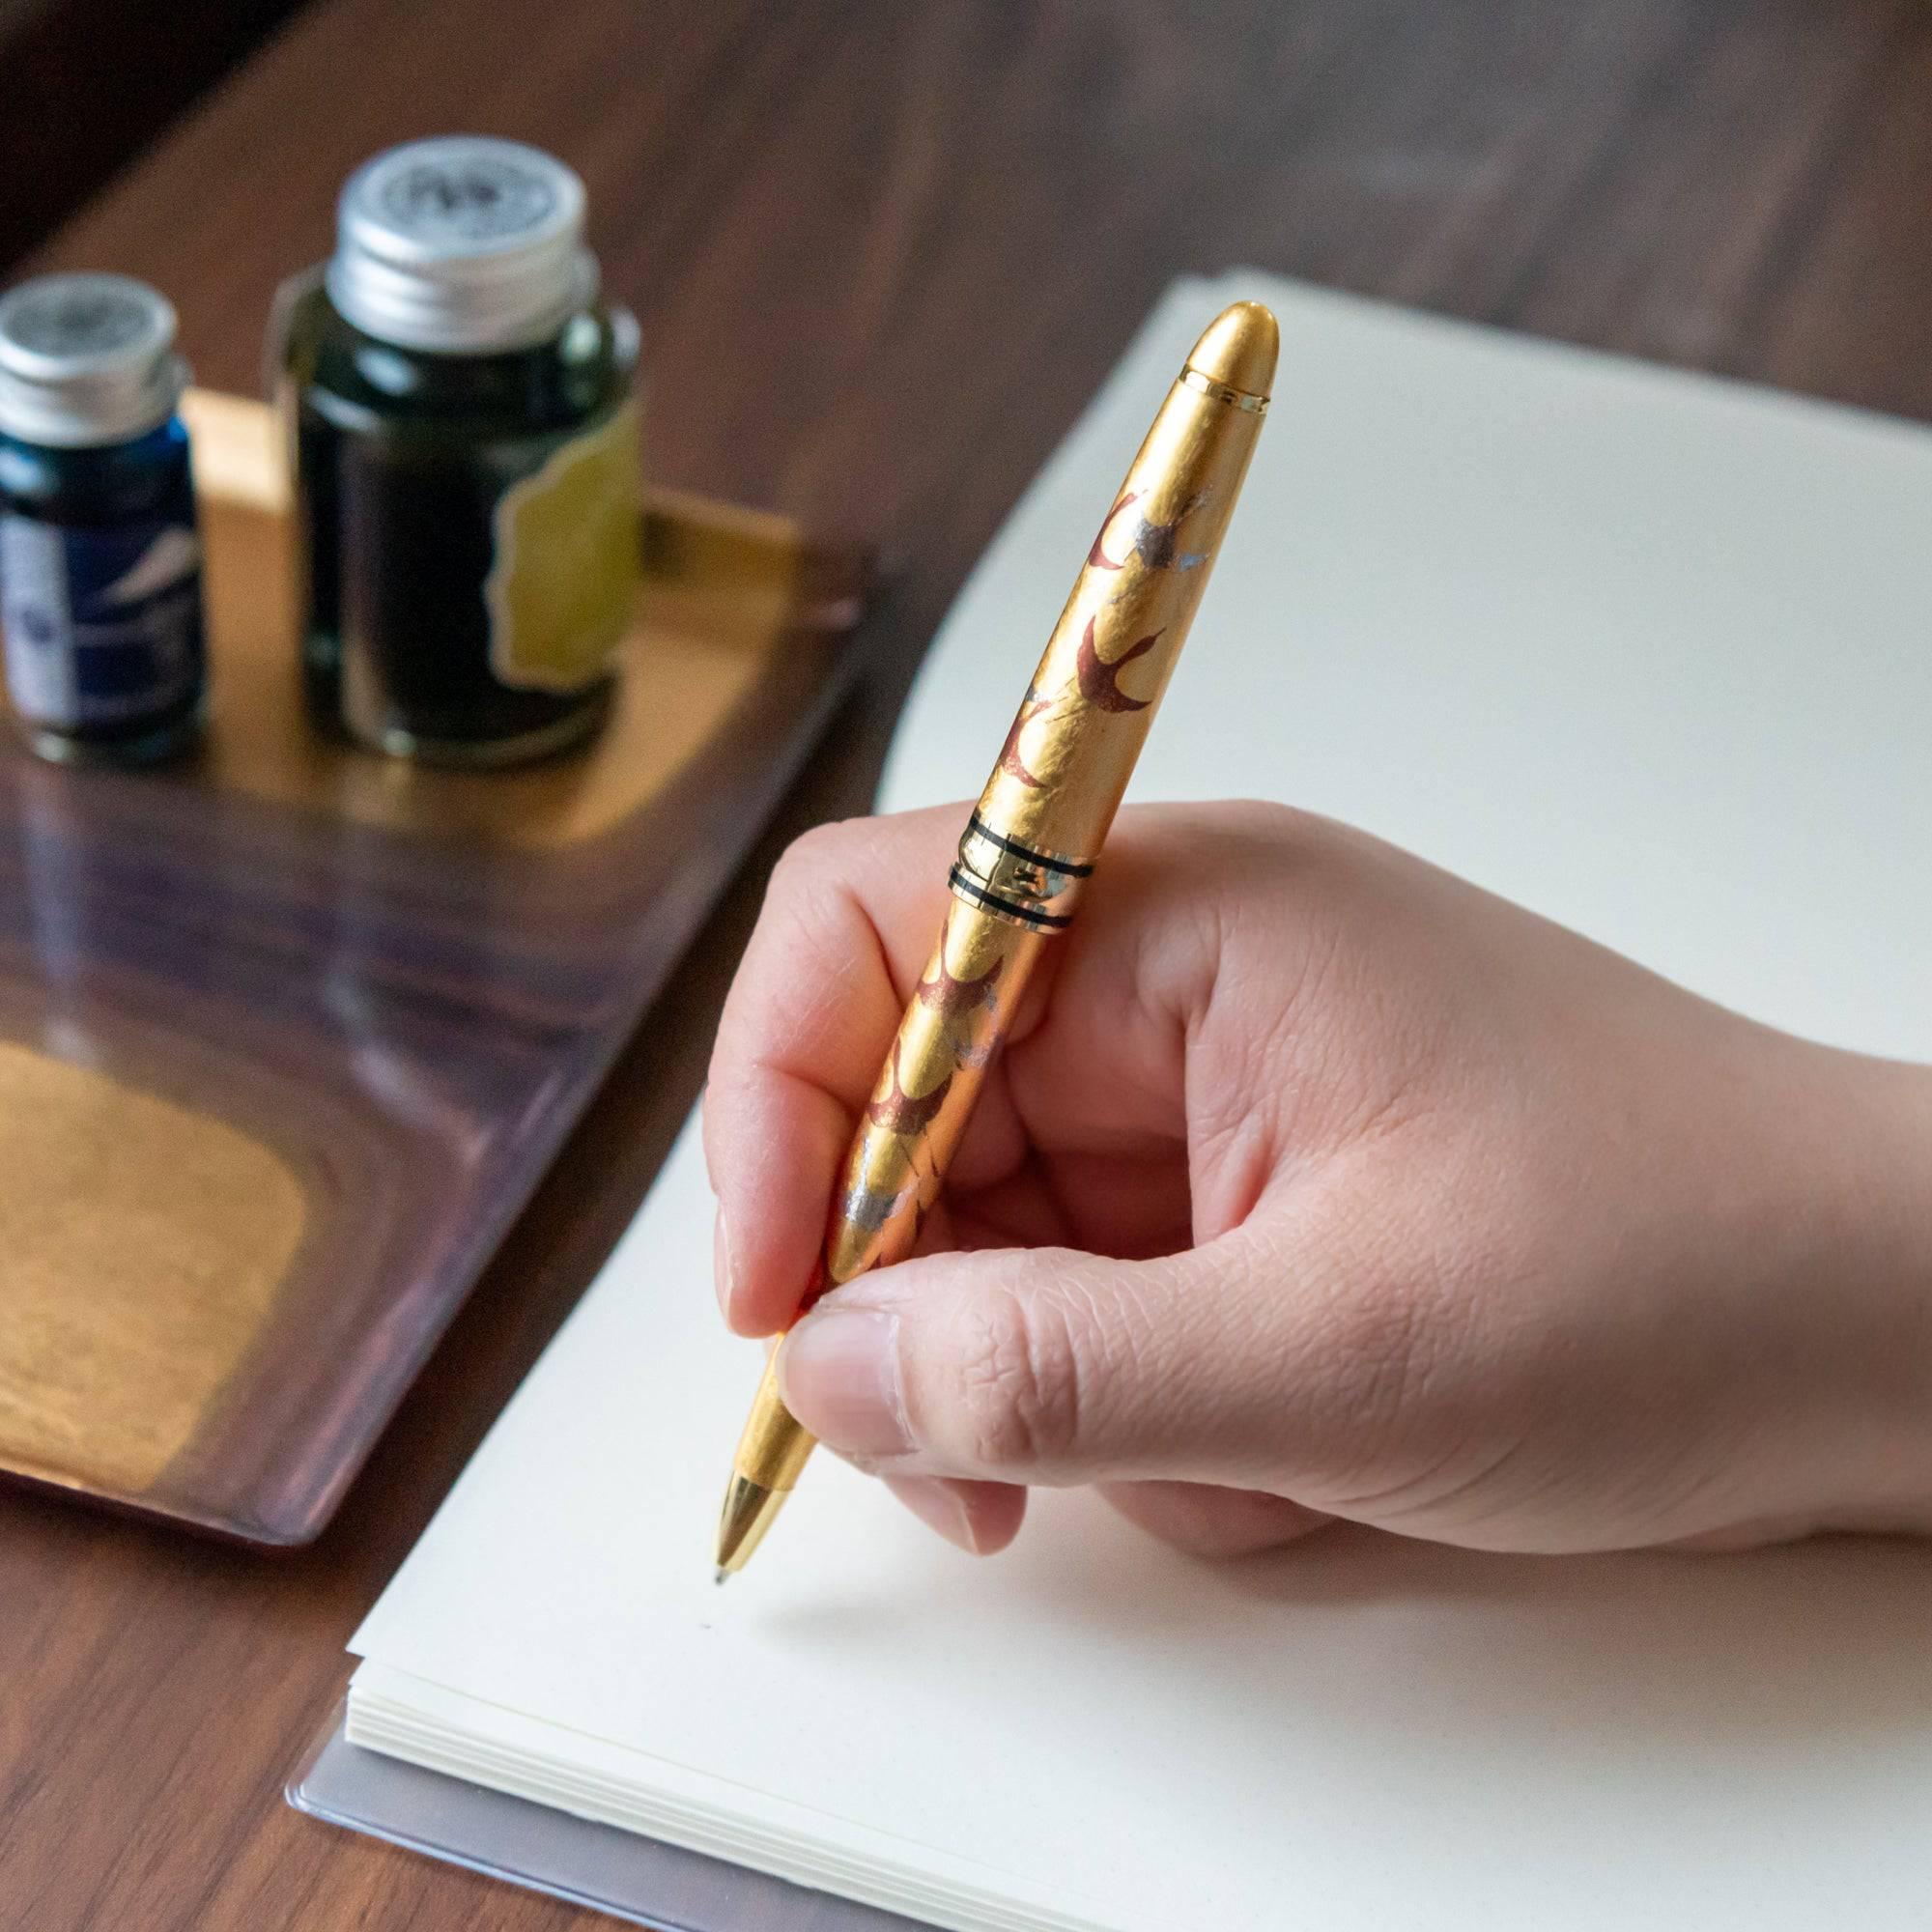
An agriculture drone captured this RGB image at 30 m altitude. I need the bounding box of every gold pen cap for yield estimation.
[959,301,1277,901]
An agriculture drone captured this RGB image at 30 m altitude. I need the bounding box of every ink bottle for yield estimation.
[0,273,205,766]
[278,136,641,765]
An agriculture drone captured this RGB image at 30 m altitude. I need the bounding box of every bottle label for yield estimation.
[0,511,204,729]
[484,400,641,693]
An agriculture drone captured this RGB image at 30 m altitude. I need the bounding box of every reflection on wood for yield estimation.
[0,1040,304,1493]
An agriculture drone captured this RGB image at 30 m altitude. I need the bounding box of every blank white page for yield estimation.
[352,271,1932,1931]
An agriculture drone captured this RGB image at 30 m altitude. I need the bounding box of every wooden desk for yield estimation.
[5,4,1929,1926]
[0,0,302,269]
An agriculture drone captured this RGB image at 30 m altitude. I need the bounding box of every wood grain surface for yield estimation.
[0,0,303,270]
[5,2,1930,1926]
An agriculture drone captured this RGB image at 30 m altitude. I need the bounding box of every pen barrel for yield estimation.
[730,903,1047,1494]
[816,904,1051,1297]
[799,318,1272,1319]
[973,353,1269,868]
[733,1354,818,1491]
[721,304,1275,1549]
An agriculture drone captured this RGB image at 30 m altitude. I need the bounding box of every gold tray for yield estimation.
[0,390,871,1545]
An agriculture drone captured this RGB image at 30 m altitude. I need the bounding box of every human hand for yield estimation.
[703,800,1932,1559]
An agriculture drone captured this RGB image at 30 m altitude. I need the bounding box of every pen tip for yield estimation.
[715,1472,781,1577]
[714,1569,729,1586]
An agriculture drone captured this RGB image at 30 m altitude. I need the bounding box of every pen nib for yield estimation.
[714,1472,782,1577]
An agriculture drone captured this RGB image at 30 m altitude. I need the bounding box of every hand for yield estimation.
[703,800,1932,1559]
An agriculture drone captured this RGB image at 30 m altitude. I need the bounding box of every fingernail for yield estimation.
[777,1308,910,1457]
[884,1475,978,1553]
[712,1208,733,1321]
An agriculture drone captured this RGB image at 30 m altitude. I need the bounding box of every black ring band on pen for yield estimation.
[947,867,1077,930]
[963,812,1095,877]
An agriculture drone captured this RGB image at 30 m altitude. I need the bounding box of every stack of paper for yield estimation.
[346,270,1932,1931]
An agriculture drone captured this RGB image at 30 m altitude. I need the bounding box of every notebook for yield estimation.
[344,270,1932,1932]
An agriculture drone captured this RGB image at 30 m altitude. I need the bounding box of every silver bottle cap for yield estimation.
[0,273,187,448]
[326,136,597,354]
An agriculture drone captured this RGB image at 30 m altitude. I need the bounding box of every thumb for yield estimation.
[775,1223,1369,1491]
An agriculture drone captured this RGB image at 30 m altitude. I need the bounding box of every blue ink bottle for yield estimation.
[0,273,205,766]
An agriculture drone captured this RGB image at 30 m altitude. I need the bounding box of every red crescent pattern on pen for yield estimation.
[916,910,1006,1016]
[864,1037,952,1135]
[997,693,1051,788]
[1074,615,1162,713]
[1086,486,1208,572]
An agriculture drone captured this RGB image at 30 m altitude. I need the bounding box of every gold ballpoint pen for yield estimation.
[715,300,1279,1577]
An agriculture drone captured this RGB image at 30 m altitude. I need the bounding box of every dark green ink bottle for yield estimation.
[277,137,641,765]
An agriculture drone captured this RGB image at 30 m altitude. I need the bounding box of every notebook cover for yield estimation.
[290,1709,923,1932]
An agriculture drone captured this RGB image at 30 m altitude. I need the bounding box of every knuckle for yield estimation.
[768,817,856,895]
[935,1287,1083,1475]
[1225,795,1315,848]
